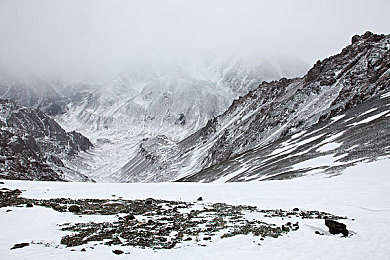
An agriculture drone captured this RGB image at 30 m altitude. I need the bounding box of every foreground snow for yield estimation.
[1,159,390,259]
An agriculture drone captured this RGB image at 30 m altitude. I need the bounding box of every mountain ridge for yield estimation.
[117,31,390,182]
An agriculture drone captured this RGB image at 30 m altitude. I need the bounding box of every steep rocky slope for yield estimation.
[0,99,93,181]
[118,32,390,182]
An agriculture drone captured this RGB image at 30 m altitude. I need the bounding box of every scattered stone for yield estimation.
[68,205,80,213]
[293,208,299,211]
[0,189,349,250]
[291,222,299,231]
[315,231,324,235]
[197,197,203,202]
[10,242,29,250]
[26,203,33,208]
[112,249,124,255]
[0,181,4,184]
[6,209,12,212]
[325,219,349,237]
[81,248,86,252]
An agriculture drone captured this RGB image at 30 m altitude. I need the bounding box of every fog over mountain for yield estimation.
[0,0,389,81]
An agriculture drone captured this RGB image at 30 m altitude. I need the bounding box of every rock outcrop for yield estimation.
[0,99,93,181]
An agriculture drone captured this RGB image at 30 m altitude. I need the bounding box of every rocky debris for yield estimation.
[26,203,33,208]
[0,188,349,251]
[197,197,203,202]
[68,205,80,213]
[315,231,324,235]
[325,219,349,237]
[0,99,93,181]
[10,242,29,250]
[291,223,299,231]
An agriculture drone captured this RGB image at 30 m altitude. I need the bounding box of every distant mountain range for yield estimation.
[6,33,390,183]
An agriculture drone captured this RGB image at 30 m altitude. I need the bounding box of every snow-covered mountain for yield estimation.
[205,55,309,96]
[0,73,65,116]
[118,31,390,183]
[59,65,232,139]
[0,73,99,116]
[0,99,93,181]
[45,55,307,181]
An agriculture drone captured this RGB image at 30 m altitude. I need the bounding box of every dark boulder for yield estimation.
[124,213,135,221]
[325,219,348,237]
[68,205,80,213]
[10,242,29,250]
[112,249,124,255]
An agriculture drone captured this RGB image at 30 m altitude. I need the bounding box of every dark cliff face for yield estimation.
[0,99,93,181]
[118,32,390,182]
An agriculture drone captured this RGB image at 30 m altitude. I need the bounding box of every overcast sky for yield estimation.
[0,0,389,81]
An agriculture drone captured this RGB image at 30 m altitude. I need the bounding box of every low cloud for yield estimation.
[0,0,389,81]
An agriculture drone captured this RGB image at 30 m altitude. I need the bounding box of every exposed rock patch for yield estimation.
[1,188,350,251]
